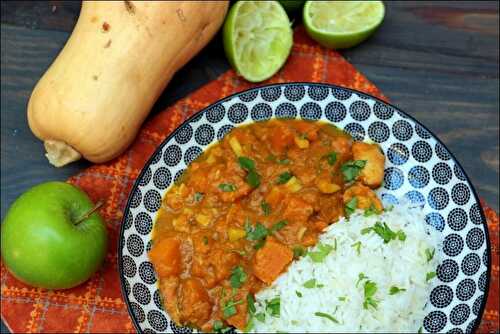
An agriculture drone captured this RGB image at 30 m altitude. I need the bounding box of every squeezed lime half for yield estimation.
[303,0,385,49]
[223,1,293,82]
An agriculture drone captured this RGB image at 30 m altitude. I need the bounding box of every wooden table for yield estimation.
[1,1,498,332]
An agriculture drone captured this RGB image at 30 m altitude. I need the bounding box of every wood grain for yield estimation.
[1,2,498,331]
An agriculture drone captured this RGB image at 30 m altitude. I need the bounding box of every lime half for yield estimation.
[223,1,293,83]
[303,1,385,49]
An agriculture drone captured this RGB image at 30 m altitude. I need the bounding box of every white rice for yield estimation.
[250,204,442,333]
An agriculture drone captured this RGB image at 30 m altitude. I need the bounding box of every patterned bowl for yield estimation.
[118,83,490,333]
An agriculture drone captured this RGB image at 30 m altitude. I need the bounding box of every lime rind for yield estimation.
[303,0,385,49]
[223,1,293,83]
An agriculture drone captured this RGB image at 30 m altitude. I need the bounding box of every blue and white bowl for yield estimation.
[118,83,491,333]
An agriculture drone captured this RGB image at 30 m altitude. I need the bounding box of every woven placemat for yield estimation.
[1,26,498,333]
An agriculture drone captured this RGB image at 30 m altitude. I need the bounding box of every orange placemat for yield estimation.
[1,26,498,333]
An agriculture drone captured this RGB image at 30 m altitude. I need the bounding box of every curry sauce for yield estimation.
[150,119,385,331]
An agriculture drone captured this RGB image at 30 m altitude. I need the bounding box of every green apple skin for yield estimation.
[1,181,107,289]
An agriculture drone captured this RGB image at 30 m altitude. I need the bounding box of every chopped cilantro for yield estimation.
[238,156,261,188]
[222,298,244,318]
[230,266,247,288]
[351,241,362,255]
[314,312,339,324]
[363,280,378,310]
[303,279,317,289]
[254,312,266,322]
[202,236,208,245]
[338,296,347,302]
[218,183,236,192]
[270,220,288,233]
[356,273,368,287]
[323,152,338,165]
[345,197,358,217]
[246,170,261,187]
[308,243,334,263]
[265,297,280,317]
[193,192,204,202]
[277,158,291,165]
[295,291,303,298]
[425,248,435,262]
[361,221,406,244]
[363,203,380,217]
[341,160,367,182]
[238,156,255,171]
[293,246,307,259]
[245,222,269,241]
[426,271,436,282]
[247,293,256,315]
[276,171,293,184]
[389,286,406,295]
[253,239,266,250]
[261,201,271,216]
[266,154,276,162]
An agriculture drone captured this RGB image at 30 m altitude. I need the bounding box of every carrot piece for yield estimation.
[149,237,182,277]
[252,237,293,284]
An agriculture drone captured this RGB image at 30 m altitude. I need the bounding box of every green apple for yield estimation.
[1,181,107,289]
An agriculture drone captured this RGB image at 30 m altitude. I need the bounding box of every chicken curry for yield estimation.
[149,119,385,332]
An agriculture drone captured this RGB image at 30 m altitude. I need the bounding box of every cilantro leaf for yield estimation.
[293,246,307,259]
[270,220,288,233]
[425,248,435,262]
[341,160,367,182]
[295,291,303,298]
[308,243,334,263]
[389,286,406,295]
[314,312,339,324]
[193,192,204,202]
[351,241,362,255]
[254,312,266,322]
[277,158,291,165]
[426,271,436,282]
[238,157,255,171]
[323,152,338,166]
[363,203,380,217]
[246,169,261,187]
[261,201,271,216]
[356,273,368,287]
[247,293,256,315]
[219,183,236,192]
[230,266,247,288]
[245,222,269,241]
[265,297,280,317]
[362,221,406,244]
[363,280,378,310]
[345,197,358,217]
[303,279,317,288]
[276,171,293,184]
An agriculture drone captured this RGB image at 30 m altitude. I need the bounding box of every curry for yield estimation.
[149,119,385,332]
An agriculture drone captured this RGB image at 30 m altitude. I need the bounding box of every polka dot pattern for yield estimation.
[120,84,489,334]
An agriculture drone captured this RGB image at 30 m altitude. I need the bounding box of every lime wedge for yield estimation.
[303,0,385,49]
[223,1,293,83]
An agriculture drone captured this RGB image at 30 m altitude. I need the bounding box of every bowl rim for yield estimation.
[118,82,491,333]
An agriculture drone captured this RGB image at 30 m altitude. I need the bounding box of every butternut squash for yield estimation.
[28,1,228,167]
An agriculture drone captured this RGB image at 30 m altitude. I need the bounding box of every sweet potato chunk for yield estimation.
[149,237,182,277]
[282,196,314,223]
[352,142,385,188]
[253,237,293,284]
[178,278,212,327]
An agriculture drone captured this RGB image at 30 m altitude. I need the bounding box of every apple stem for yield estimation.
[75,201,104,225]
